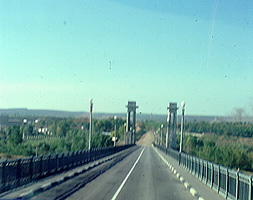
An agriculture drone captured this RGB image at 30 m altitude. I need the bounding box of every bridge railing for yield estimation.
[0,144,134,193]
[156,145,252,200]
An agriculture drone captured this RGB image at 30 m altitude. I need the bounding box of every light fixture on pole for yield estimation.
[113,115,117,147]
[22,119,28,140]
[179,101,186,153]
[88,99,93,151]
[160,124,164,146]
[155,131,158,145]
[166,113,170,148]
[157,128,160,145]
[124,123,126,145]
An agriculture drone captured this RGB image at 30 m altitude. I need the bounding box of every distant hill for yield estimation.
[1,108,251,122]
[0,108,85,118]
[0,108,218,122]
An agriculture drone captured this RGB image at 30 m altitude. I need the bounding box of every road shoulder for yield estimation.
[153,146,224,200]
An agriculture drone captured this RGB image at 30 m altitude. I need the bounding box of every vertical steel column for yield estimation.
[167,103,178,149]
[172,112,177,149]
[127,111,131,144]
[133,109,136,144]
[166,112,171,148]
[126,101,138,145]
[169,113,174,148]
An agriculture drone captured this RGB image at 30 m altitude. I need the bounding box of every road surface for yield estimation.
[33,146,194,200]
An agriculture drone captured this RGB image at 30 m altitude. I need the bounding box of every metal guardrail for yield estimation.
[156,145,253,200]
[0,145,134,193]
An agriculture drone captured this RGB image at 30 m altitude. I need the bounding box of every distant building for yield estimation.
[0,115,22,126]
[102,131,111,136]
[202,132,216,136]
[38,127,49,134]
[0,115,9,125]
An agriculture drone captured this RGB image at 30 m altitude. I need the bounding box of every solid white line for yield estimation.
[111,147,146,200]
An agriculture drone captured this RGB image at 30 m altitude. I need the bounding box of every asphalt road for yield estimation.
[33,146,194,200]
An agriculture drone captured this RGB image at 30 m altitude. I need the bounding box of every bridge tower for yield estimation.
[166,103,178,149]
[126,101,138,144]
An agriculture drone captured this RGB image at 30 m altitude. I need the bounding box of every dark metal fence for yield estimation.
[156,145,253,200]
[0,145,133,193]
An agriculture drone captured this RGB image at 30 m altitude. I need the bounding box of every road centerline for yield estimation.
[111,147,146,200]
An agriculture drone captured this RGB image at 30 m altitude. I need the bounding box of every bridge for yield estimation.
[0,102,252,200]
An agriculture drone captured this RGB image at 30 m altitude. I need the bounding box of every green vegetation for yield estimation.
[181,121,253,172]
[184,121,253,137]
[0,116,150,159]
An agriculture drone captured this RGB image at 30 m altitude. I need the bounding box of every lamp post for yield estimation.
[166,114,170,148]
[129,127,132,144]
[155,131,158,145]
[154,131,157,145]
[157,128,160,146]
[114,115,117,147]
[179,101,186,153]
[124,123,126,145]
[160,124,164,146]
[88,99,93,151]
[22,119,28,140]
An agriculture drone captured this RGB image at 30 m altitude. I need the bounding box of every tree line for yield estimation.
[184,121,253,137]
[181,121,253,172]
[0,117,149,159]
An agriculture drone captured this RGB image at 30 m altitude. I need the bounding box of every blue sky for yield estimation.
[0,0,252,116]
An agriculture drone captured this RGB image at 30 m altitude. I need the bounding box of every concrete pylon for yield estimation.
[126,101,138,144]
[167,103,178,149]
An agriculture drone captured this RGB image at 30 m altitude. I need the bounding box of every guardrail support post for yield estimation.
[201,160,205,181]
[225,168,229,199]
[1,161,7,193]
[178,152,181,165]
[206,162,208,184]
[55,154,59,173]
[236,171,239,200]
[16,159,21,186]
[249,175,252,200]
[39,156,43,179]
[29,156,33,180]
[217,165,220,194]
[211,163,214,188]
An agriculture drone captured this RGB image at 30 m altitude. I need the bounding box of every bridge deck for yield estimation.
[1,144,224,200]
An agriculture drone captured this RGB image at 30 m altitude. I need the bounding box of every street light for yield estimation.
[155,131,158,145]
[166,113,170,148]
[179,101,186,153]
[23,119,28,140]
[88,99,93,151]
[113,115,117,147]
[157,128,160,146]
[124,123,126,145]
[160,124,164,146]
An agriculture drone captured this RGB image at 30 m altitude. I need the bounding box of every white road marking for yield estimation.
[111,147,146,200]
